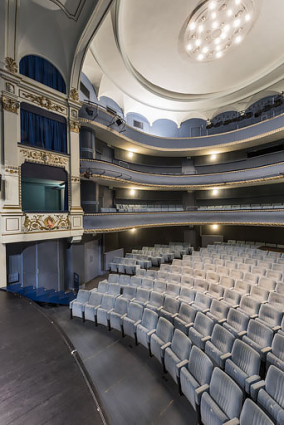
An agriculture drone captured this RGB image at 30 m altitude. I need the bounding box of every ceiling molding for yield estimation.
[49,0,86,21]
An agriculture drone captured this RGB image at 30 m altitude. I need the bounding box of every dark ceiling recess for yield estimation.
[247,143,284,158]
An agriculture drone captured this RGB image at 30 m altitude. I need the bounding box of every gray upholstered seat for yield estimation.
[234,280,252,296]
[107,283,121,297]
[225,339,261,395]
[141,277,154,290]
[200,367,243,425]
[146,291,164,312]
[133,287,150,306]
[220,275,235,289]
[96,294,116,327]
[84,291,102,323]
[109,297,129,332]
[205,324,235,368]
[251,365,284,425]
[181,274,194,286]
[192,278,208,293]
[206,271,220,284]
[164,329,192,384]
[153,279,167,293]
[166,283,181,298]
[206,299,229,324]
[180,346,213,411]
[207,283,224,300]
[258,277,277,292]
[238,399,274,425]
[256,304,282,331]
[168,273,181,284]
[191,292,212,313]
[268,292,284,313]
[237,295,260,318]
[119,275,131,285]
[266,333,284,372]
[242,320,273,362]
[178,287,196,304]
[244,272,259,285]
[158,295,180,323]
[276,282,284,295]
[222,289,241,308]
[229,269,243,281]
[147,270,158,280]
[120,286,136,301]
[130,276,142,287]
[70,289,91,319]
[249,285,269,302]
[108,274,119,283]
[174,302,197,334]
[136,308,158,350]
[136,268,146,277]
[223,308,249,338]
[150,317,174,364]
[96,281,109,294]
[122,301,143,342]
[188,312,214,350]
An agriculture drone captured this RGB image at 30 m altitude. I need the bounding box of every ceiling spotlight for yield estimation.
[245,14,251,21]
[224,24,230,32]
[234,19,241,27]
[235,35,242,43]
[198,25,204,32]
[202,46,209,53]
[211,12,217,19]
[221,32,227,39]
[189,22,196,30]
[212,224,219,230]
[216,45,221,51]
[211,154,217,161]
[195,39,202,46]
[212,21,219,29]
[235,0,241,4]
[130,228,136,233]
[186,43,193,51]
[227,9,233,16]
[198,54,204,61]
[215,38,221,45]
[216,51,223,58]
[212,188,219,195]
[128,151,134,159]
[209,1,216,10]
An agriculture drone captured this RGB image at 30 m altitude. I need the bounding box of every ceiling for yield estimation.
[83,0,284,125]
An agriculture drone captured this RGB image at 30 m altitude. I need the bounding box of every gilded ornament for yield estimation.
[20,148,68,167]
[21,92,65,113]
[5,57,18,73]
[2,96,20,114]
[70,120,81,133]
[70,88,79,101]
[23,214,71,232]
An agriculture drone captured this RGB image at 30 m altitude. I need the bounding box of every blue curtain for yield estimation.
[21,108,67,153]
[20,55,66,94]
[64,182,68,211]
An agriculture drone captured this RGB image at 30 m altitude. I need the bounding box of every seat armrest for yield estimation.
[232,304,239,309]
[108,308,114,313]
[250,380,265,401]
[261,346,272,354]
[220,352,232,361]
[261,300,268,304]
[224,419,240,425]
[272,325,281,332]
[202,308,210,313]
[195,383,209,404]
[134,319,141,326]
[250,314,258,319]
[161,342,171,352]
[201,335,211,342]
[185,322,194,328]
[171,313,179,319]
[69,300,75,309]
[176,359,189,370]
[157,306,163,312]
[217,296,223,301]
[238,330,247,337]
[245,375,260,394]
[218,318,227,324]
[121,313,128,320]
[147,329,156,337]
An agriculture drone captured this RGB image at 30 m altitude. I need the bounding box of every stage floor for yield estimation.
[0,290,106,425]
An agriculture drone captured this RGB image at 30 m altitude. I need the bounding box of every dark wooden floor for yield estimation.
[0,290,106,425]
[47,304,198,425]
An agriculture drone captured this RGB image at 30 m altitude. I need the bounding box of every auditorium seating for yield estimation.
[150,317,174,363]
[266,333,284,372]
[205,324,235,369]
[122,302,143,341]
[188,312,214,350]
[164,329,192,384]
[70,289,91,319]
[109,297,128,332]
[174,302,197,334]
[136,308,158,350]
[242,320,273,362]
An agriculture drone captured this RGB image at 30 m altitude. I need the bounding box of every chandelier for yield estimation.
[184,0,255,62]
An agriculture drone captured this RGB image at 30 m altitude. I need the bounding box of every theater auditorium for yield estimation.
[1,0,284,424]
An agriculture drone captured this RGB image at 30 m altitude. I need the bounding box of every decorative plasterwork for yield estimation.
[70,88,79,102]
[70,120,81,133]
[2,96,20,114]
[19,91,66,114]
[23,213,71,232]
[20,147,68,168]
[71,176,81,183]
[5,165,19,175]
[49,0,86,21]
[5,57,18,73]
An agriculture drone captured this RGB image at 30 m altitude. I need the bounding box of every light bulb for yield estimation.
[211,12,217,19]
[202,46,209,54]
[215,38,220,45]
[212,224,219,230]
[195,39,201,46]
[212,21,219,29]
[130,189,136,196]
[198,25,204,33]
[198,54,204,61]
[235,35,242,43]
[234,19,241,27]
[224,24,230,32]
[209,1,216,10]
[216,51,223,58]
[227,9,233,16]
[128,151,134,159]
[189,22,196,30]
[245,14,251,21]
[186,43,192,51]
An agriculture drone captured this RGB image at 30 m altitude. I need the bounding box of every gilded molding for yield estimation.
[70,88,79,102]
[20,147,68,168]
[20,91,66,113]
[23,213,71,232]
[5,57,18,73]
[70,120,81,133]
[2,96,20,113]
[5,165,19,175]
[71,176,80,183]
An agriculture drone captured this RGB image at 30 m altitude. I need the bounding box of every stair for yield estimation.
[6,284,76,305]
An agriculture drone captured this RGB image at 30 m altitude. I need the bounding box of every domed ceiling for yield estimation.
[83,0,284,125]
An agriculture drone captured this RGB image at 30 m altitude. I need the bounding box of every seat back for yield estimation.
[276,282,284,295]
[136,288,150,303]
[108,283,121,296]
[251,266,266,276]
[211,324,235,354]
[246,319,273,347]
[267,270,282,281]
[194,312,214,337]
[119,275,131,285]
[216,266,230,276]
[108,274,119,283]
[268,292,284,311]
[239,295,260,316]
[231,339,261,376]
[130,276,142,287]
[171,329,192,360]
[156,317,174,342]
[206,271,220,283]
[194,292,212,310]
[244,272,259,284]
[234,280,252,295]
[136,268,146,277]
[147,270,158,279]
[163,296,180,314]
[227,308,249,332]
[220,276,234,289]
[88,291,102,306]
[141,278,154,290]
[258,277,277,292]
[250,285,269,302]
[181,274,194,285]
[166,283,181,297]
[97,282,109,293]
[209,299,229,320]
[114,297,128,315]
[127,301,143,322]
[258,304,282,328]
[153,279,167,293]
[230,269,243,280]
[149,291,164,307]
[76,289,91,303]
[157,271,168,280]
[208,368,243,420]
[141,308,158,330]
[101,294,115,310]
[271,333,284,361]
[240,399,274,425]
[265,365,284,407]
[238,263,251,272]
[188,346,213,385]
[179,286,196,303]
[193,279,208,292]
[178,302,197,323]
[208,283,224,298]
[223,288,241,306]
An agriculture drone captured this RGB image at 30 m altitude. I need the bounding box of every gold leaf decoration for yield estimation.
[21,92,65,113]
[23,214,71,232]
[2,96,20,114]
[20,148,68,167]
[70,88,79,101]
[5,57,18,73]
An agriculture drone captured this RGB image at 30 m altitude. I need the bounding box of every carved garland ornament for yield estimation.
[2,96,20,114]
[5,57,18,73]
[21,92,65,113]
[70,88,79,101]
[70,120,81,133]
[20,148,68,167]
[23,214,71,232]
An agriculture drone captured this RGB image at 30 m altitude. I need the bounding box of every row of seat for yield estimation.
[115,204,184,212]
[198,203,284,211]
[70,290,284,424]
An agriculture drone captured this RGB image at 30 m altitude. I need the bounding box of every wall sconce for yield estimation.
[130,228,136,233]
[210,153,217,161]
[127,151,134,159]
[130,189,136,196]
[212,224,219,230]
[212,189,219,196]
